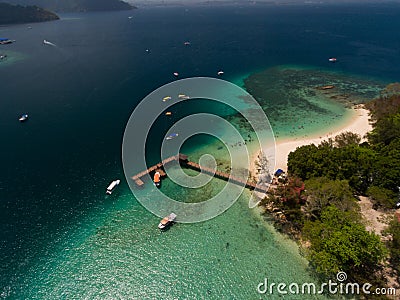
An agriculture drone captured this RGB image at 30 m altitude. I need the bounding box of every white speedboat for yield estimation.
[106,179,120,194]
[166,133,178,140]
[158,213,177,230]
[217,70,224,76]
[328,57,337,62]
[19,114,28,122]
[178,94,190,100]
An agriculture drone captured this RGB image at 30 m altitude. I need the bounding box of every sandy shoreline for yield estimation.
[272,106,372,172]
[247,105,373,217]
[249,105,372,179]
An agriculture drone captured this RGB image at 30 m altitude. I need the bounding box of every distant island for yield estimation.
[2,0,136,12]
[0,3,59,25]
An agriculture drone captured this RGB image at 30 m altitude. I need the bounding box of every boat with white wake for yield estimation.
[19,114,28,122]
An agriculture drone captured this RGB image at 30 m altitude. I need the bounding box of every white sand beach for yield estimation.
[273,106,372,172]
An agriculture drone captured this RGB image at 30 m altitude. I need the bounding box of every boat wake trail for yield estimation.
[43,39,57,47]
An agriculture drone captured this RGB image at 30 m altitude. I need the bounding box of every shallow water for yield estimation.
[244,65,385,140]
[16,187,325,299]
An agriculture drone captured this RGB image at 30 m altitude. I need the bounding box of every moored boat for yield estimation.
[106,179,120,194]
[158,213,177,230]
[162,96,171,102]
[154,171,161,187]
[0,38,15,45]
[178,94,190,100]
[321,85,335,90]
[166,133,178,140]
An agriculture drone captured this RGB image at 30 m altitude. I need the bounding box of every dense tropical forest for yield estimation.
[261,83,400,297]
[0,3,59,24]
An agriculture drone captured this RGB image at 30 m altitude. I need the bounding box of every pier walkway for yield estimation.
[131,153,268,193]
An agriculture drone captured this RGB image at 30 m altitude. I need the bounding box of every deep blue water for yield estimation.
[1,3,400,298]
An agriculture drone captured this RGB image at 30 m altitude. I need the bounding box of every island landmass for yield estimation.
[2,0,136,13]
[242,67,400,297]
[0,3,59,25]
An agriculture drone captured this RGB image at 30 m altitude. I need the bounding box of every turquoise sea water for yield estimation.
[243,65,384,140]
[1,3,399,299]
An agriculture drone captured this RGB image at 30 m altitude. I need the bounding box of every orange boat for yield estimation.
[154,171,161,187]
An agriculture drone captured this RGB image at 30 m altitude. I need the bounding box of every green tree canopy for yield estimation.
[384,219,400,284]
[367,113,400,146]
[288,143,376,194]
[303,177,359,220]
[333,131,361,148]
[303,206,387,277]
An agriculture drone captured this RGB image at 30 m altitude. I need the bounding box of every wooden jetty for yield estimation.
[131,154,186,187]
[131,153,269,193]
